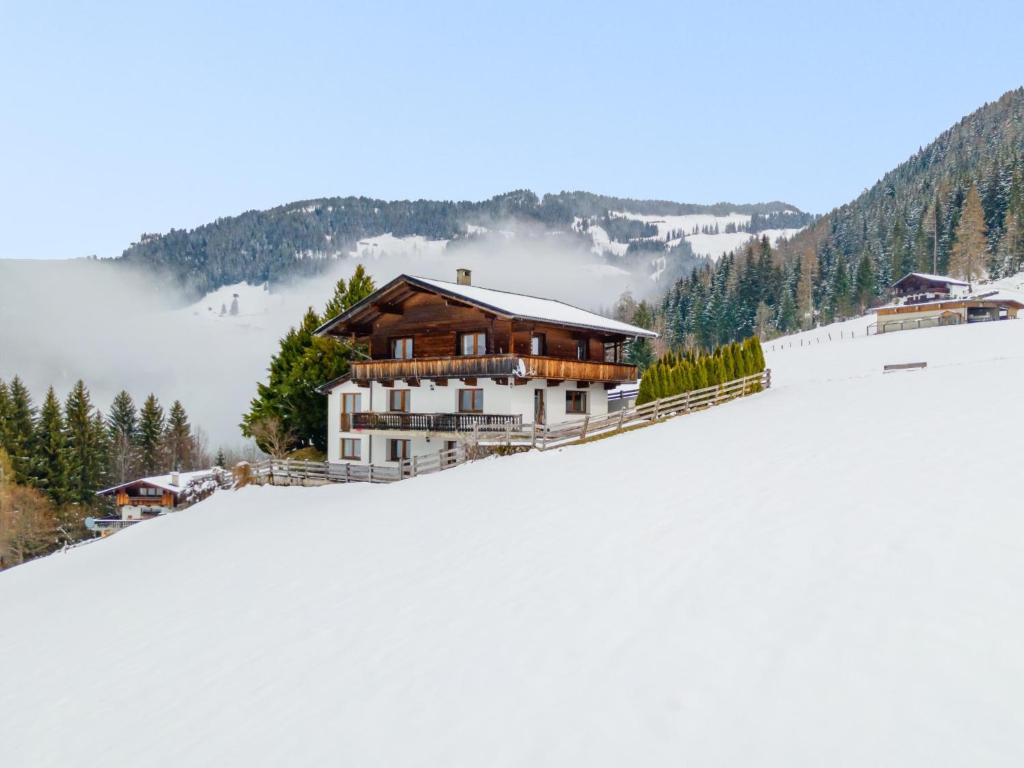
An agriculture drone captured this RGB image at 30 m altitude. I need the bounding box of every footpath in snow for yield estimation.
[2,319,1024,766]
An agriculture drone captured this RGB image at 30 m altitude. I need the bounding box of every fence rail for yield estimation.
[249,370,771,487]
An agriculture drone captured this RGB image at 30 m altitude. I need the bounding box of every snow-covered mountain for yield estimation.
[2,314,1023,766]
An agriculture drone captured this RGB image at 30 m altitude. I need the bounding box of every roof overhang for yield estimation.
[315,274,658,340]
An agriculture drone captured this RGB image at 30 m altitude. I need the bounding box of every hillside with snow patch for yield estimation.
[2,319,1023,766]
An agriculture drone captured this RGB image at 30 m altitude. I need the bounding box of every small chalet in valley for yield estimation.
[315,269,656,468]
[95,470,215,520]
[875,272,1024,334]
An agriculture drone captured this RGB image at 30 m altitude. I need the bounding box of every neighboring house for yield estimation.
[315,269,656,468]
[95,470,217,520]
[876,272,1024,334]
[891,272,970,304]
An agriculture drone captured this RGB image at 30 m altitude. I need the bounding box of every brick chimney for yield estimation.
[456,268,472,286]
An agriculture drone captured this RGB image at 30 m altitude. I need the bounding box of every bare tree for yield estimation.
[248,416,295,460]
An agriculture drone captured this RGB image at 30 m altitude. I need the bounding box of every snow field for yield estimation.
[2,320,1024,765]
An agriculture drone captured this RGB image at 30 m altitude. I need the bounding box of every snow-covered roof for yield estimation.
[893,272,970,288]
[317,274,658,339]
[97,470,215,497]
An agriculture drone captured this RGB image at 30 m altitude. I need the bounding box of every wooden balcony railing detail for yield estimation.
[350,354,637,383]
[350,412,522,433]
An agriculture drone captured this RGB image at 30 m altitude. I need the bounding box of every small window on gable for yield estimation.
[391,337,413,359]
[530,333,546,355]
[459,332,487,356]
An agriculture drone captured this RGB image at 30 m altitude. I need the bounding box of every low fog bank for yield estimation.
[0,236,644,449]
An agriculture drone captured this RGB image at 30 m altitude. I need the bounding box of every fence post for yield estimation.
[653,399,661,420]
[580,415,590,440]
[412,455,418,477]
[531,422,537,449]
[617,408,625,432]
[765,368,772,389]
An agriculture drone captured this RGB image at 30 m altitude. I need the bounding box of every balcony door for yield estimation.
[534,389,546,425]
[340,393,361,432]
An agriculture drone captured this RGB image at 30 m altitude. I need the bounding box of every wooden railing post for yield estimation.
[531,422,537,449]
[653,399,661,420]
[617,408,625,432]
[580,415,590,440]
[765,368,772,389]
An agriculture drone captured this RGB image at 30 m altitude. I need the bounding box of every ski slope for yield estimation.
[3,320,1024,766]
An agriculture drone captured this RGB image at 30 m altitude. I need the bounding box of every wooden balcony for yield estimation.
[349,354,637,383]
[350,412,522,433]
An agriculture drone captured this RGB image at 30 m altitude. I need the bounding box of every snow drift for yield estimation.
[2,319,1024,766]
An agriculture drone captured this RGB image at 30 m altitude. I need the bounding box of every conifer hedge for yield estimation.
[635,337,766,405]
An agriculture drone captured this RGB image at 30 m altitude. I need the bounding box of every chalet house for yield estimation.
[876,273,1024,334]
[315,270,656,467]
[891,272,969,304]
[96,470,214,520]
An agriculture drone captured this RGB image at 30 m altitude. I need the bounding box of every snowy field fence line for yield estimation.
[530,369,771,449]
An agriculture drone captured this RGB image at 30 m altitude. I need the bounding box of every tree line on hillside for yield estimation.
[636,337,766,405]
[241,265,376,456]
[646,88,1024,346]
[119,188,811,299]
[0,379,209,566]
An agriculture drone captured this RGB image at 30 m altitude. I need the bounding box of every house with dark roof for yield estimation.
[315,269,656,467]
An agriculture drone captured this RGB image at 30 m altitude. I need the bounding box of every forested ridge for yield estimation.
[651,87,1024,349]
[118,190,810,298]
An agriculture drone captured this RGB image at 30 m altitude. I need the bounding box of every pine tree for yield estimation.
[949,184,989,282]
[64,380,108,507]
[107,390,138,484]
[164,401,193,471]
[243,268,376,453]
[137,394,165,475]
[32,387,72,505]
[853,252,875,313]
[5,376,36,483]
[214,448,227,468]
[0,379,11,450]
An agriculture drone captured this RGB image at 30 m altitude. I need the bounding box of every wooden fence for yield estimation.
[251,369,771,486]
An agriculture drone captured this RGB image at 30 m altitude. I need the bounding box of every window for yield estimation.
[458,388,484,413]
[566,390,588,414]
[391,337,413,359]
[459,332,487,356]
[341,393,361,413]
[341,438,361,460]
[576,339,588,360]
[604,341,623,363]
[530,333,546,355]
[388,389,410,412]
[387,439,411,462]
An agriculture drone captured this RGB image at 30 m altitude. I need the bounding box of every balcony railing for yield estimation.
[350,354,637,383]
[350,412,523,433]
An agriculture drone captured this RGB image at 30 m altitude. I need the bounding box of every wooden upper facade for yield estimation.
[316,273,655,384]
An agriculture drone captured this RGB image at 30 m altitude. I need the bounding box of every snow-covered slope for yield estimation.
[3,320,1024,766]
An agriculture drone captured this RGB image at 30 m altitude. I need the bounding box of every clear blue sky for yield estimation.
[2,0,1023,260]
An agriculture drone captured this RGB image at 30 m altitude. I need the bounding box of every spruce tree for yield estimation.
[949,184,989,282]
[137,394,165,475]
[5,376,36,483]
[107,390,138,484]
[164,401,194,471]
[214,448,227,468]
[0,379,11,450]
[32,387,72,505]
[64,380,108,506]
